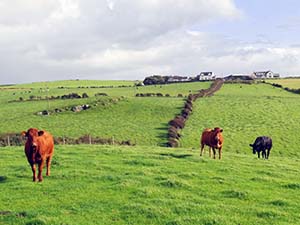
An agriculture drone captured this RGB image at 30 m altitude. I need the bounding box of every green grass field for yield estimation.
[1,79,300,225]
[0,81,211,146]
[1,145,300,225]
[181,83,300,157]
[267,78,300,89]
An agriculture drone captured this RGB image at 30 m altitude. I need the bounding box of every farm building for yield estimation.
[224,74,254,81]
[167,76,191,83]
[197,72,216,80]
[252,70,280,79]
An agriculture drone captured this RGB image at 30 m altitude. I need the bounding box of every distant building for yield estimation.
[252,70,278,79]
[224,74,254,81]
[197,72,216,80]
[167,76,190,83]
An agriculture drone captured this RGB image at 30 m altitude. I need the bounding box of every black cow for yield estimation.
[249,136,272,159]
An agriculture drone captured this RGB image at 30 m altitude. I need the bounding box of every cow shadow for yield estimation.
[156,123,169,147]
[159,153,193,159]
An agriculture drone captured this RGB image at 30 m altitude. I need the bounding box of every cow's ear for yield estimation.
[220,129,223,132]
[21,131,27,137]
[38,131,44,136]
[249,144,253,147]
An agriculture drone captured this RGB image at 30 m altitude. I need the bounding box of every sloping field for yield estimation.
[0,81,211,146]
[1,80,136,89]
[1,145,300,225]
[1,80,300,225]
[181,83,300,157]
[267,78,300,89]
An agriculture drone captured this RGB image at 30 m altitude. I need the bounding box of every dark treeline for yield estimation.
[143,75,208,85]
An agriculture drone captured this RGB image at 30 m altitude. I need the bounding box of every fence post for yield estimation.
[63,136,66,145]
[112,136,115,145]
[7,135,10,147]
[89,134,92,145]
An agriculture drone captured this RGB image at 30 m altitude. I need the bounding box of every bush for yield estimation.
[95,93,108,97]
[82,93,89,98]
[169,116,185,129]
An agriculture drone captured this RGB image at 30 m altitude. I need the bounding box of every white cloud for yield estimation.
[1,0,299,84]
[49,0,81,22]
[106,0,115,11]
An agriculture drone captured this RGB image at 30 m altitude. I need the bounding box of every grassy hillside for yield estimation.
[1,145,300,225]
[267,78,300,89]
[1,80,137,89]
[0,81,211,146]
[180,83,300,157]
[1,80,300,225]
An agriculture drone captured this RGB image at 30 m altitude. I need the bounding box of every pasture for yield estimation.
[181,82,300,157]
[1,79,300,224]
[1,145,300,225]
[0,81,210,146]
[267,78,300,89]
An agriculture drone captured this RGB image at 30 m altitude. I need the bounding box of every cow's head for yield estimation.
[249,143,255,154]
[213,127,223,146]
[249,143,259,154]
[21,128,44,151]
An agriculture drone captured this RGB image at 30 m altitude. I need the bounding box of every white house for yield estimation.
[197,72,215,80]
[252,70,277,79]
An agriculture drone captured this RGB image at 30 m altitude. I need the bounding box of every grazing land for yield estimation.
[267,78,300,89]
[0,81,210,146]
[1,79,300,225]
[181,83,300,157]
[1,145,300,225]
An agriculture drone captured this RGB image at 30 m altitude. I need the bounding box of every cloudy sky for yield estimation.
[1,0,300,84]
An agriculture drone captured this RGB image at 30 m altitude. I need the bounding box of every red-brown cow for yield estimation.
[21,128,54,182]
[200,127,224,159]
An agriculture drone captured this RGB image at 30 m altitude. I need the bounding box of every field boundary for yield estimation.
[167,78,224,147]
[0,133,134,147]
[267,81,300,94]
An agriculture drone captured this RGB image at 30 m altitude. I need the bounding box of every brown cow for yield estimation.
[21,128,54,182]
[200,127,224,159]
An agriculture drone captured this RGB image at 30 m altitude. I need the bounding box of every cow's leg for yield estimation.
[200,143,205,156]
[218,147,222,160]
[209,147,212,158]
[267,149,270,159]
[262,150,266,159]
[37,160,45,182]
[31,164,37,182]
[212,148,216,159]
[46,156,52,176]
[257,151,260,158]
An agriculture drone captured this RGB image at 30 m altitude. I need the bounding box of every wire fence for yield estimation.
[0,133,134,147]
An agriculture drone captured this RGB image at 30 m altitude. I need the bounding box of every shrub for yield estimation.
[169,116,185,129]
[82,93,89,98]
[95,93,108,97]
